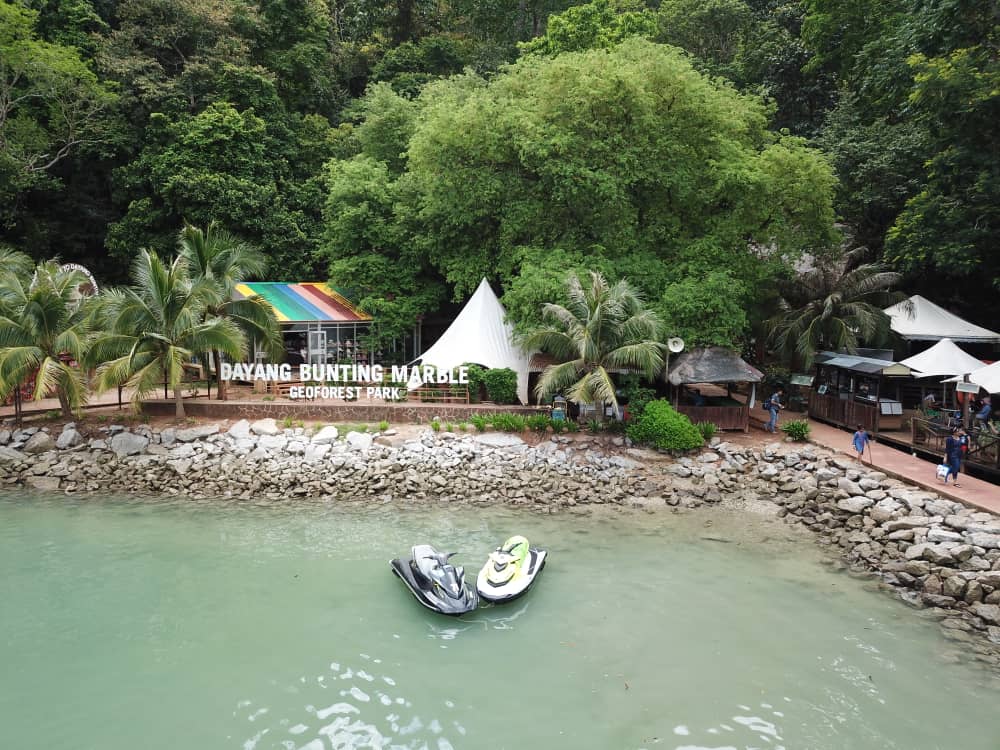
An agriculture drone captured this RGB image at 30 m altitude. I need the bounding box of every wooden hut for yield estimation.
[667,347,763,431]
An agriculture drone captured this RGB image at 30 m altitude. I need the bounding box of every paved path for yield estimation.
[759,416,1000,515]
[0,389,133,419]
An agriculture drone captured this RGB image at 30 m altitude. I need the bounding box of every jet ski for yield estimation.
[476,535,546,603]
[390,544,479,615]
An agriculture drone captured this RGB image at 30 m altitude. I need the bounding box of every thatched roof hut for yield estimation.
[667,346,762,385]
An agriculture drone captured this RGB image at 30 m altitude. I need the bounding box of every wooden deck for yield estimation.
[675,404,749,431]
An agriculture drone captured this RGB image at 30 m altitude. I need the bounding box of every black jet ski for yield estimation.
[390,544,479,615]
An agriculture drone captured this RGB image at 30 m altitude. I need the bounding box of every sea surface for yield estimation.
[0,492,996,750]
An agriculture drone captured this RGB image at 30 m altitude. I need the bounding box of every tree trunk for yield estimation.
[215,348,227,400]
[57,389,72,418]
[173,385,186,418]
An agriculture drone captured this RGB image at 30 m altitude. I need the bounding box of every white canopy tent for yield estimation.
[885,295,1000,343]
[413,278,533,404]
[899,338,984,377]
[944,361,1000,394]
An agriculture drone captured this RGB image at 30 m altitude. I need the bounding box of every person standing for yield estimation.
[852,424,870,464]
[766,387,785,433]
[975,396,992,429]
[943,427,966,487]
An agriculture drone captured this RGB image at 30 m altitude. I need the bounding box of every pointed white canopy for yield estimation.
[885,295,1000,343]
[415,278,532,404]
[944,361,1000,394]
[899,338,984,378]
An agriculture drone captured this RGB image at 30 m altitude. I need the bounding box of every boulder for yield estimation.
[110,432,149,457]
[837,478,863,495]
[257,435,287,452]
[250,418,281,436]
[310,425,340,445]
[175,424,219,442]
[0,428,10,445]
[474,433,525,447]
[56,428,84,449]
[345,431,373,452]
[303,444,331,462]
[227,419,252,440]
[970,603,1000,625]
[0,445,26,462]
[26,476,60,491]
[968,533,1000,550]
[23,432,55,454]
[927,528,964,543]
[837,497,874,514]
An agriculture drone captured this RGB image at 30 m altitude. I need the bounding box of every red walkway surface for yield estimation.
[795,418,1000,514]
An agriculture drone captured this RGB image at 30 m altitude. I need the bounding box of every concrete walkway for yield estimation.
[770,417,1000,515]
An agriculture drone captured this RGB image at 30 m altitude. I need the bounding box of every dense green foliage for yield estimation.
[481,367,518,404]
[524,272,663,416]
[781,419,811,442]
[626,399,704,452]
[0,0,994,348]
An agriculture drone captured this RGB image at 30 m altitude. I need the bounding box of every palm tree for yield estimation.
[767,248,905,368]
[91,249,246,418]
[176,222,281,399]
[0,259,98,417]
[523,271,664,418]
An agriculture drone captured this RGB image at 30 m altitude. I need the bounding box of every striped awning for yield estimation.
[233,283,372,323]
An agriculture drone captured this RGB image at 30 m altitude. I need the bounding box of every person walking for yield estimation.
[765,387,785,433]
[852,424,870,464]
[942,427,966,487]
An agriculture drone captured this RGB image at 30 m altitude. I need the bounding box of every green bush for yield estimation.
[781,419,810,441]
[526,414,550,432]
[470,414,488,432]
[378,420,389,431]
[490,413,526,432]
[430,418,441,432]
[619,375,656,419]
[626,400,704,452]
[565,420,580,432]
[481,368,519,404]
[695,422,717,442]
[461,363,487,402]
[549,418,567,434]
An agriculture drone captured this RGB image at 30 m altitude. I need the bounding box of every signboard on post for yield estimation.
[956,381,981,394]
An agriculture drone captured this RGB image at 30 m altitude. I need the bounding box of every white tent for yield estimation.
[899,338,984,377]
[885,295,1000,343]
[944,361,1000,394]
[414,278,533,404]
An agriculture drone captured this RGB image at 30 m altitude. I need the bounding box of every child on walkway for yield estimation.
[852,425,870,464]
[943,427,966,487]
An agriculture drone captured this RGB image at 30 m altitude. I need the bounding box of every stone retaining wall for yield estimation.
[3,419,1000,670]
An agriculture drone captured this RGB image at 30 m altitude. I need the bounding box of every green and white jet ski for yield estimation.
[476,535,546,603]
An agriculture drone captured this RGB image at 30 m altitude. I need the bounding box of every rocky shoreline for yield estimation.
[3,418,1000,670]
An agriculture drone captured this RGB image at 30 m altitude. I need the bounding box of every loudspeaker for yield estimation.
[667,337,685,354]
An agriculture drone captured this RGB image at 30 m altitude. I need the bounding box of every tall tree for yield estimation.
[524,271,664,417]
[0,259,98,416]
[176,222,281,397]
[92,249,245,417]
[767,249,904,368]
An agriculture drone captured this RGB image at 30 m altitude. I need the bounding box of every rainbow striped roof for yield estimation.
[233,283,372,323]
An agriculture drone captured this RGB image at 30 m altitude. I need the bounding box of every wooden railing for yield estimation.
[808,392,879,432]
[675,404,749,432]
[911,416,1000,469]
[407,384,470,404]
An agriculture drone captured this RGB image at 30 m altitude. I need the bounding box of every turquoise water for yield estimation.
[0,492,996,750]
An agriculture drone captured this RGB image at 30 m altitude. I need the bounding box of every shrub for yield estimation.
[626,400,703,452]
[781,419,811,441]
[378,420,389,432]
[587,418,602,433]
[470,414,488,432]
[461,363,487,403]
[619,375,656,419]
[526,414,550,433]
[490,413,526,432]
[565,420,580,432]
[549,418,566,434]
[695,422,717,442]
[430,419,441,432]
[445,422,454,432]
[457,421,468,431]
[481,368,519,404]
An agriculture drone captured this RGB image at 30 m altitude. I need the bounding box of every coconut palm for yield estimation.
[0,259,98,416]
[176,222,281,398]
[91,249,246,418]
[767,248,905,368]
[524,271,664,418]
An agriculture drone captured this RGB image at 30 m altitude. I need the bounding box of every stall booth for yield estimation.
[667,347,763,431]
[809,350,909,433]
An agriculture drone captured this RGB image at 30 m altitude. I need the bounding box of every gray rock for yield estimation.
[927,528,964,543]
[310,425,340,444]
[23,432,56,454]
[175,424,219,442]
[943,576,967,598]
[286,440,306,454]
[110,432,149,457]
[970,603,1000,625]
[837,497,874,513]
[0,445,26,462]
[257,435,287,452]
[167,458,193,476]
[345,431,373,452]
[474,433,525,447]
[56,428,83,449]
[858,477,881,491]
[26,476,60,491]
[227,419,252,440]
[837,478,863,495]
[0,428,10,445]
[968,533,1000,550]
[160,428,177,447]
[250,418,281,436]
[303,444,331,462]
[884,517,935,531]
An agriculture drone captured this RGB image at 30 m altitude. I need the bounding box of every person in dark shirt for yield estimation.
[943,427,967,487]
